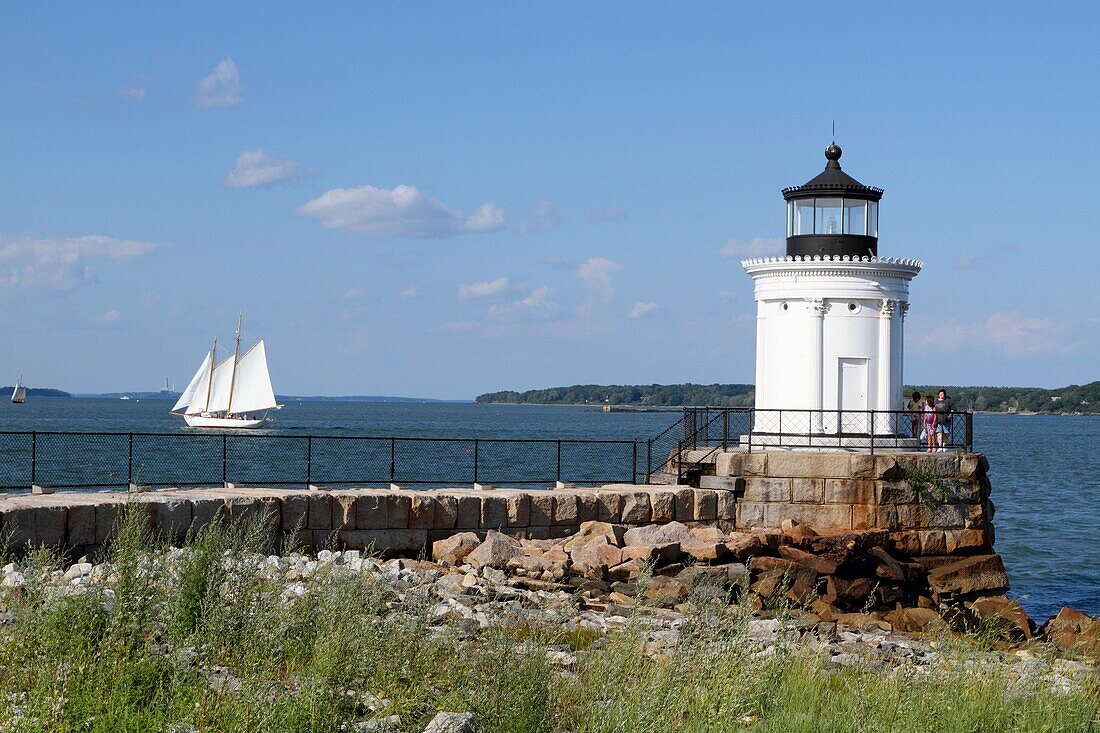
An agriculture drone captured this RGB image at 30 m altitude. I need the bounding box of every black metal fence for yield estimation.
[0,408,976,493]
[667,407,974,482]
[0,432,643,492]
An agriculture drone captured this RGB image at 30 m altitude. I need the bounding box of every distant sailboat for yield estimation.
[11,376,26,404]
[171,313,282,428]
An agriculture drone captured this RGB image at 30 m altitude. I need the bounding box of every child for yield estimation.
[923,395,937,453]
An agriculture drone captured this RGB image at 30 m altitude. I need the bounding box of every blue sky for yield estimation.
[2,2,1098,398]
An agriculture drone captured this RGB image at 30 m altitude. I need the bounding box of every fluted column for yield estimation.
[808,298,827,432]
[878,299,897,434]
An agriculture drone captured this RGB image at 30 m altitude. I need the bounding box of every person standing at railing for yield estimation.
[934,389,955,453]
[923,396,937,453]
[906,391,922,437]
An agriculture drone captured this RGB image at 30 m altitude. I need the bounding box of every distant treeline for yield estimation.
[0,387,71,398]
[476,381,1100,413]
[475,384,755,407]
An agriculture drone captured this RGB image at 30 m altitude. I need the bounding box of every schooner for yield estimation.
[171,314,281,428]
[10,376,26,404]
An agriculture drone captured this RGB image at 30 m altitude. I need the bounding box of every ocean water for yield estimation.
[0,399,1097,621]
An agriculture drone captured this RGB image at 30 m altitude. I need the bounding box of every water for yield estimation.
[0,399,1097,621]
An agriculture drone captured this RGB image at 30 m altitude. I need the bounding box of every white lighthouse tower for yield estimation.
[742,143,921,446]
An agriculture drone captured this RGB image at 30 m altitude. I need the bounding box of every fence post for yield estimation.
[473,439,479,484]
[128,433,134,484]
[965,413,974,452]
[869,410,875,455]
[645,439,652,484]
[747,411,753,453]
[30,431,36,487]
[306,436,312,487]
[221,434,228,485]
[556,440,562,483]
[676,439,684,483]
[390,438,396,484]
[632,441,638,484]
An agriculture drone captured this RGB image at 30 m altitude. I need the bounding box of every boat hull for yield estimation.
[183,414,272,429]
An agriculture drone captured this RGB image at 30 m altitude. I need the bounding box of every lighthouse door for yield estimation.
[838,358,869,434]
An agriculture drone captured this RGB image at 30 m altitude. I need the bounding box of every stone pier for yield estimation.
[0,452,994,563]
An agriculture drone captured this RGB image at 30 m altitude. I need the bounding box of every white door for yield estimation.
[838,358,868,433]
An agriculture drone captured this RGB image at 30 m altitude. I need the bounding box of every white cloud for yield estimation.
[575,257,621,317]
[718,237,784,259]
[117,86,146,101]
[400,285,421,300]
[459,276,510,300]
[194,58,241,108]
[926,310,1064,357]
[225,149,299,188]
[628,301,659,319]
[0,235,163,290]
[956,252,988,269]
[517,199,559,235]
[589,206,626,223]
[489,286,557,320]
[103,309,122,323]
[344,287,368,300]
[296,184,505,238]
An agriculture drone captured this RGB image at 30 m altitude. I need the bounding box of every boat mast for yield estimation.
[226,312,243,415]
[203,337,217,414]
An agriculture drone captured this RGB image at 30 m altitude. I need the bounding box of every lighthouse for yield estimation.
[742,143,921,446]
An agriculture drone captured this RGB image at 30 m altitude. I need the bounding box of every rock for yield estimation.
[777,545,838,575]
[835,613,892,633]
[748,557,818,604]
[927,554,1009,598]
[608,558,646,582]
[867,547,906,582]
[622,522,691,547]
[884,607,944,633]
[679,536,727,562]
[967,595,1034,640]
[1041,607,1100,656]
[422,712,477,733]
[622,542,681,565]
[722,533,765,561]
[563,521,625,551]
[781,519,817,537]
[465,531,522,570]
[689,527,726,541]
[569,539,624,579]
[432,532,481,566]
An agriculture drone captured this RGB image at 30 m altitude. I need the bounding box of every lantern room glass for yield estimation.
[794,200,814,235]
[844,200,866,235]
[814,198,843,235]
[868,201,879,237]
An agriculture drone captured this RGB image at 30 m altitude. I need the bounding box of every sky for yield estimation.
[2,2,1099,398]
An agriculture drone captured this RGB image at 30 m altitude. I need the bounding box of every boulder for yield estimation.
[967,595,1034,640]
[723,533,765,561]
[884,607,944,633]
[679,536,727,562]
[777,545,839,575]
[781,519,817,537]
[563,521,625,551]
[569,539,624,579]
[867,547,906,582]
[423,712,477,733]
[621,542,681,565]
[465,531,522,570]
[927,554,1009,598]
[608,558,646,582]
[622,521,692,547]
[431,532,481,566]
[835,613,892,632]
[1041,607,1100,656]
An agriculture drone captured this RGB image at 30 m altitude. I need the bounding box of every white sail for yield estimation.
[173,352,212,412]
[11,378,26,404]
[228,340,278,414]
[204,356,237,413]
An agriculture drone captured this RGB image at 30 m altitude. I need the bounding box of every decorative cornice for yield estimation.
[741,255,923,267]
[878,298,897,316]
[808,298,828,315]
[741,255,922,282]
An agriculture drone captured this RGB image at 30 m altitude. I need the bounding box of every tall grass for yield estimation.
[0,510,1095,732]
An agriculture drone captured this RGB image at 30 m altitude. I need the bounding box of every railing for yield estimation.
[0,408,976,493]
[0,432,643,492]
[671,407,974,482]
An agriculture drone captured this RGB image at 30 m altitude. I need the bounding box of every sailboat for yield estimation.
[11,376,26,404]
[171,314,282,428]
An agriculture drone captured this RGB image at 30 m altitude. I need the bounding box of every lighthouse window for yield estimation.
[843,200,867,235]
[787,201,794,237]
[814,198,843,235]
[794,200,814,235]
[868,201,879,238]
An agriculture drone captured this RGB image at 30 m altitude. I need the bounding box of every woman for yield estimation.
[907,391,922,437]
[923,395,937,453]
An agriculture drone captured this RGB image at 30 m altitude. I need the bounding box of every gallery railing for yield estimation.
[668,407,974,482]
[0,432,643,493]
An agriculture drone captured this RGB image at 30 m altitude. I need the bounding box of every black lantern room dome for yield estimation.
[782,144,883,258]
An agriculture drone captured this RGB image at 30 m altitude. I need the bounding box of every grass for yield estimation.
[0,509,1096,732]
